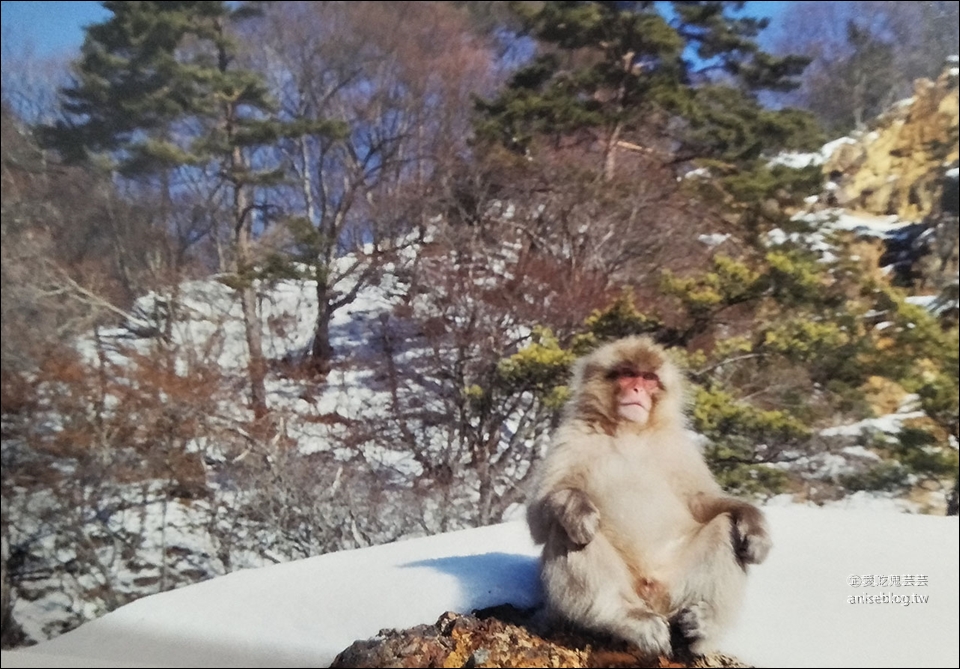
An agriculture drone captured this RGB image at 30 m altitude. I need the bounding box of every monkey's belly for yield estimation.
[594,482,698,569]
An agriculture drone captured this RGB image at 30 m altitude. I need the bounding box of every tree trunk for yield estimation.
[603,122,622,182]
[239,280,268,418]
[233,147,269,419]
[310,279,334,377]
[852,69,866,131]
[297,137,334,378]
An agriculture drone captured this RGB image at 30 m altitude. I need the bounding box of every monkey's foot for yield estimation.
[671,603,709,646]
[671,602,727,657]
[623,613,672,658]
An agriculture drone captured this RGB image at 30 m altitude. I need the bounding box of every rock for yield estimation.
[822,61,959,220]
[330,608,753,668]
[859,376,912,416]
[917,166,960,307]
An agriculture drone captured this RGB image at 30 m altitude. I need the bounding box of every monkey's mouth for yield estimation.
[618,401,651,423]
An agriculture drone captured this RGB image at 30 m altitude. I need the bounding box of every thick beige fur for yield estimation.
[526,337,771,656]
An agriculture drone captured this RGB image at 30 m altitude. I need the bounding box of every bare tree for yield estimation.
[770,1,960,132]
[251,1,500,375]
[0,37,68,125]
[362,136,713,529]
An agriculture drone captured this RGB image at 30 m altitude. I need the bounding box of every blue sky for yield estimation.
[2,1,789,63]
[1,1,109,58]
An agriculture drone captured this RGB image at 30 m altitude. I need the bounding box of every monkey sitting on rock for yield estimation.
[527,336,771,657]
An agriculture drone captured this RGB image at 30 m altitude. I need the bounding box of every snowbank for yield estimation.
[2,506,957,668]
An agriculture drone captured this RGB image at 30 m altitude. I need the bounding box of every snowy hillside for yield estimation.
[1,506,957,668]
[4,84,958,649]
[6,201,957,645]
[4,1,958,662]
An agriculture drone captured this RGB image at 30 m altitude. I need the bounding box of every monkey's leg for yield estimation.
[668,513,746,654]
[542,532,671,657]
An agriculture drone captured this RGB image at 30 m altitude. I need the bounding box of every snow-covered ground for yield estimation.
[7,214,956,645]
[1,506,957,668]
[6,123,957,658]
[768,135,859,170]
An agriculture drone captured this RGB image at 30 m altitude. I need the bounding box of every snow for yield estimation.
[768,151,823,169]
[680,166,711,180]
[905,295,938,310]
[820,135,859,157]
[9,214,955,649]
[6,119,958,662]
[793,208,908,235]
[904,294,957,317]
[7,250,429,642]
[768,136,858,169]
[780,446,887,483]
[820,411,927,438]
[771,208,929,270]
[1,506,956,669]
[767,226,834,255]
[822,490,921,514]
[698,233,730,248]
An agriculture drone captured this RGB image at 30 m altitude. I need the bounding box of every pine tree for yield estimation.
[468,4,955,502]
[42,1,337,419]
[475,1,818,178]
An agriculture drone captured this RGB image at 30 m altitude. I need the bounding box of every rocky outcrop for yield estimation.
[823,60,958,220]
[917,166,960,304]
[330,608,752,669]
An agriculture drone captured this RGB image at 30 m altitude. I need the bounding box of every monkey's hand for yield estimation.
[549,488,600,546]
[731,504,771,565]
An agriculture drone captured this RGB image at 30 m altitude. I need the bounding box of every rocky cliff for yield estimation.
[823,59,958,221]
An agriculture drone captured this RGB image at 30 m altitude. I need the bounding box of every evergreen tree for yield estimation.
[42,1,336,419]
[475,1,818,179]
[469,3,956,502]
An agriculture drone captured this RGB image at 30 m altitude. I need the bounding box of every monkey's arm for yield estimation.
[527,487,600,547]
[689,493,771,565]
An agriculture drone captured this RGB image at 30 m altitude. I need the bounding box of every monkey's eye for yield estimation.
[640,371,659,382]
[606,366,639,381]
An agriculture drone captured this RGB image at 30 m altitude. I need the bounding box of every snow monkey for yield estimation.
[526,336,771,657]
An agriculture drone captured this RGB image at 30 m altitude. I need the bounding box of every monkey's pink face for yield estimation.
[614,370,661,425]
